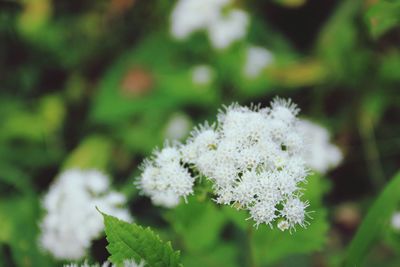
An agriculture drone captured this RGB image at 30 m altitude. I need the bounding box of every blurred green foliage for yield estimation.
[0,0,400,266]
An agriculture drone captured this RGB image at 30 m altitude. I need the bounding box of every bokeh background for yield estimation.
[1,0,400,266]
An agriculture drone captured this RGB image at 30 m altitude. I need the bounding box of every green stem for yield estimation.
[246,225,257,267]
[358,114,385,189]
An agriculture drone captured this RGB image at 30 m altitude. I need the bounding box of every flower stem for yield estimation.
[246,225,257,267]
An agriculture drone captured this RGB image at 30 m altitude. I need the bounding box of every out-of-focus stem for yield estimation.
[266,59,328,88]
[246,225,258,267]
[358,114,385,189]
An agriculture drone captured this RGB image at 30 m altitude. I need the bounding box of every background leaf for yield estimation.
[345,171,400,267]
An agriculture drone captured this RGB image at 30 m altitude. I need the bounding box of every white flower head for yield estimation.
[280,198,310,230]
[40,169,132,260]
[136,97,311,231]
[180,98,311,230]
[137,143,195,208]
[243,45,274,78]
[298,119,343,173]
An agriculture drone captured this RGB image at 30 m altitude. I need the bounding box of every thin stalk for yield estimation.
[358,114,385,189]
[246,225,258,267]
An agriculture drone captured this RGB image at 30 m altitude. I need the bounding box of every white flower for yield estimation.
[280,198,310,230]
[191,65,214,85]
[298,119,343,173]
[180,98,310,230]
[170,0,230,39]
[137,143,194,208]
[208,9,249,49]
[243,46,274,78]
[170,0,249,49]
[277,220,290,231]
[180,122,218,172]
[136,97,311,230]
[40,169,132,260]
[391,212,400,230]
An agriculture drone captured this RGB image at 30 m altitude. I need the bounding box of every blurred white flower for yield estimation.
[391,212,400,230]
[243,46,274,78]
[170,0,229,39]
[208,9,249,50]
[191,65,214,85]
[170,0,249,49]
[40,169,132,260]
[298,119,343,173]
[164,113,192,140]
[181,98,310,230]
[136,144,194,208]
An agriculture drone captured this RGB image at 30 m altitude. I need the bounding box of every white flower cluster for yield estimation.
[170,0,249,49]
[137,98,312,231]
[65,259,145,267]
[298,119,343,174]
[40,169,132,260]
[182,99,310,230]
[136,145,195,208]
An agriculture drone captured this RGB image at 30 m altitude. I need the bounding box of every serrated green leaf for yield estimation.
[345,171,400,267]
[102,213,183,267]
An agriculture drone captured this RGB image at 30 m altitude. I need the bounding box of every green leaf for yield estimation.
[0,194,54,267]
[165,198,227,252]
[272,0,307,8]
[62,135,113,171]
[345,171,400,267]
[365,1,400,39]
[181,244,239,267]
[316,0,368,84]
[0,95,65,143]
[102,213,183,267]
[90,33,218,125]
